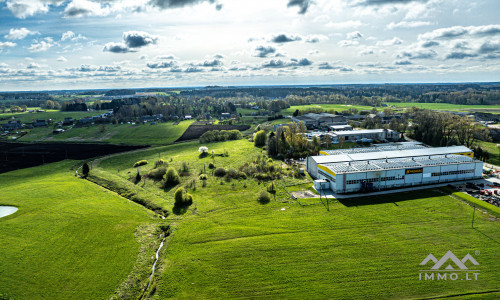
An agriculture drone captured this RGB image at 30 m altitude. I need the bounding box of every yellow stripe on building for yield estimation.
[319,151,329,155]
[318,164,336,177]
[453,152,474,158]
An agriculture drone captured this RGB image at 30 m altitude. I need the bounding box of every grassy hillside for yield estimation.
[19,120,194,145]
[387,102,500,112]
[92,139,500,299]
[157,189,499,299]
[0,161,157,299]
[281,104,375,115]
[0,110,108,123]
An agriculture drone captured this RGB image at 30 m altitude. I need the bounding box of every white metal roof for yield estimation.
[320,142,425,156]
[310,145,473,165]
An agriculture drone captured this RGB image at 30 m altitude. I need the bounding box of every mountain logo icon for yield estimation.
[420,251,479,270]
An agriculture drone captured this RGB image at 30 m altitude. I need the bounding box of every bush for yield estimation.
[199,146,209,158]
[181,162,189,172]
[199,174,208,180]
[155,159,168,168]
[208,162,215,169]
[148,167,166,180]
[238,171,247,179]
[227,168,238,178]
[257,191,270,204]
[174,187,186,206]
[214,167,226,177]
[135,172,142,183]
[82,162,90,177]
[174,187,193,207]
[133,160,148,167]
[163,167,180,187]
[254,130,267,147]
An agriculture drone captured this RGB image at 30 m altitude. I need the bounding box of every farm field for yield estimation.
[19,120,194,145]
[281,104,375,115]
[0,161,157,299]
[90,139,500,299]
[387,102,500,112]
[175,124,250,142]
[0,110,109,123]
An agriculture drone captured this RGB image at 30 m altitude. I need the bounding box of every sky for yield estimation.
[0,0,499,91]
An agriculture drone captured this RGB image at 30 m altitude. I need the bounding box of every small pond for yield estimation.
[0,206,18,219]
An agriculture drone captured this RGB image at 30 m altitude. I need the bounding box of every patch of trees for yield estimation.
[266,122,318,159]
[104,89,136,96]
[199,130,242,143]
[61,100,88,111]
[409,109,490,148]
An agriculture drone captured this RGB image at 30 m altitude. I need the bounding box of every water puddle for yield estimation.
[0,206,18,218]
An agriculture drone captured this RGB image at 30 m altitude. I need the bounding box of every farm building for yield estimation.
[331,129,400,143]
[307,145,482,194]
[292,113,347,129]
[330,125,352,131]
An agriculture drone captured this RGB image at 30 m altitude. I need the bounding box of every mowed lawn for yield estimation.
[157,189,500,299]
[0,161,155,299]
[20,120,194,145]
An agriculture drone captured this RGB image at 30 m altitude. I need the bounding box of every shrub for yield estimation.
[181,162,189,172]
[133,160,148,167]
[135,172,142,183]
[267,181,277,200]
[254,130,267,147]
[238,171,247,179]
[199,174,208,180]
[155,159,168,168]
[82,162,90,177]
[199,146,209,158]
[208,162,215,169]
[214,167,226,177]
[257,191,270,204]
[174,187,186,206]
[164,167,180,187]
[227,168,238,178]
[148,167,166,180]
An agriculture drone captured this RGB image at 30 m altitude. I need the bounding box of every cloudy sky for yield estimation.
[0,0,499,91]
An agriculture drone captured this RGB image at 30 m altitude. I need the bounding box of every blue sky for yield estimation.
[0,0,499,91]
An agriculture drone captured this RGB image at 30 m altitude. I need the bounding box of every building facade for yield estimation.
[307,145,482,194]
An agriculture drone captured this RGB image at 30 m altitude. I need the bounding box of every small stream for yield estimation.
[0,206,18,218]
[145,235,167,292]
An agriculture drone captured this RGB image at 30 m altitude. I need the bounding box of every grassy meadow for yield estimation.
[155,188,499,299]
[0,161,158,299]
[89,139,500,299]
[19,120,194,145]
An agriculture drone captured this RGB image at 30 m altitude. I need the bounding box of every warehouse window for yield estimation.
[431,170,474,177]
[346,175,405,185]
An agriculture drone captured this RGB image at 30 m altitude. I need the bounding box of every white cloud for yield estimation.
[28,38,55,52]
[5,28,39,40]
[347,31,363,40]
[386,21,433,30]
[61,31,75,41]
[0,41,17,49]
[376,37,403,46]
[64,0,111,18]
[325,20,365,29]
[57,56,67,62]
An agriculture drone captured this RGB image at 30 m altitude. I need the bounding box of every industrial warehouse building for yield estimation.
[307,145,482,194]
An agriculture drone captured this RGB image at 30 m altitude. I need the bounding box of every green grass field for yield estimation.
[0,161,158,299]
[282,104,375,115]
[387,102,500,112]
[19,120,194,145]
[0,110,108,123]
[90,139,500,299]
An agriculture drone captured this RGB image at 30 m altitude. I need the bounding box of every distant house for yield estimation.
[1,120,23,131]
[184,115,193,120]
[78,117,93,125]
[62,117,73,125]
[220,113,231,120]
[140,114,163,122]
[32,119,47,127]
[53,128,65,134]
[292,113,347,129]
